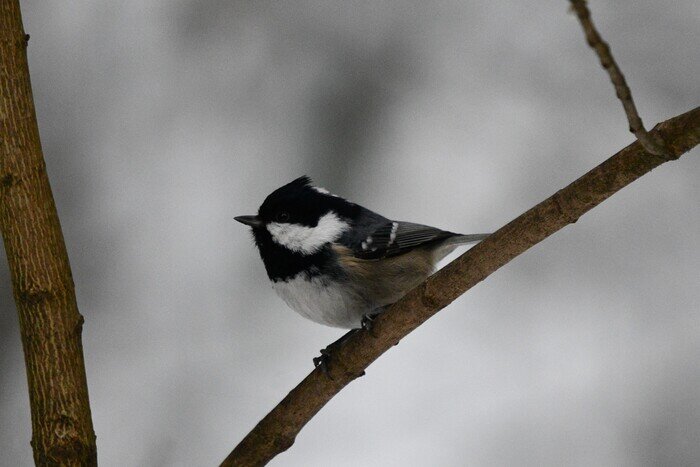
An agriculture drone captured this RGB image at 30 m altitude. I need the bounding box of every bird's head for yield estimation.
[235,176,356,258]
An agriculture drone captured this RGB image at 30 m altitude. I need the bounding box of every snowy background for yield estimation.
[1,1,698,465]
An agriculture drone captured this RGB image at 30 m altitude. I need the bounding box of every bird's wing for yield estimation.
[351,220,458,259]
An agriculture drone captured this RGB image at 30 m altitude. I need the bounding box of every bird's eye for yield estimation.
[276,212,290,222]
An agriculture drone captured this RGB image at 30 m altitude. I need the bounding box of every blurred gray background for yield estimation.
[1,1,698,466]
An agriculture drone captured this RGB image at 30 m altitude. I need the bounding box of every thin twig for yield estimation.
[220,107,699,467]
[569,0,669,156]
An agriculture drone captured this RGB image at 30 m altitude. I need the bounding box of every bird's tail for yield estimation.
[432,233,490,262]
[448,233,490,245]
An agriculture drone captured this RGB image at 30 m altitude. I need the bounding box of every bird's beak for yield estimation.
[234,215,263,228]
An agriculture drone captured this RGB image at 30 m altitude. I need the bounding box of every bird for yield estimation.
[235,176,489,339]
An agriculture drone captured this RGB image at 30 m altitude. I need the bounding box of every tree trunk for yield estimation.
[0,1,97,465]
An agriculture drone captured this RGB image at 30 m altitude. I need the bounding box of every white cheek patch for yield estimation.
[267,211,349,254]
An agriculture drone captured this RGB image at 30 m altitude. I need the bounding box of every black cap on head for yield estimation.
[257,176,335,227]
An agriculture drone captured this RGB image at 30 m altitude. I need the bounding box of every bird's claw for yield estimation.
[312,328,361,376]
[314,316,378,375]
[361,313,379,336]
[313,348,332,377]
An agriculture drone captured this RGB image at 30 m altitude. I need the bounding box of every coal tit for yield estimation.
[235,176,489,330]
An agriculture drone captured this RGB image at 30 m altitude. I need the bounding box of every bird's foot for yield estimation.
[313,347,333,376]
[360,312,380,336]
[313,328,359,376]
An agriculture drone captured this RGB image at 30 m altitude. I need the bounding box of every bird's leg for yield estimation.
[314,309,387,375]
[362,306,389,336]
[360,312,381,336]
[313,328,359,376]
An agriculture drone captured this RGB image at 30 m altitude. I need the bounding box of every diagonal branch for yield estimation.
[569,0,669,156]
[221,107,700,466]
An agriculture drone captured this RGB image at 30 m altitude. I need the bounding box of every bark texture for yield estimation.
[0,1,97,465]
[221,106,700,467]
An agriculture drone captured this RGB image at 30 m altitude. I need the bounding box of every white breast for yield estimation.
[272,273,368,329]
